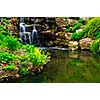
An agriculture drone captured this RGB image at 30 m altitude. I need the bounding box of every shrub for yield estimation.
[6,36,21,50]
[71,32,83,41]
[82,17,100,38]
[2,65,16,71]
[20,44,50,67]
[0,51,16,63]
[72,23,82,32]
[0,33,21,50]
[90,39,100,53]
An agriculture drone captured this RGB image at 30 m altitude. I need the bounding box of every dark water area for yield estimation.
[1,50,100,83]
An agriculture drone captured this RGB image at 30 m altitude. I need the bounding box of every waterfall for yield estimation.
[45,17,49,23]
[19,17,39,45]
[32,20,39,44]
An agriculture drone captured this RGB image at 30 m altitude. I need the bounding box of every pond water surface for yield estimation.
[1,50,100,83]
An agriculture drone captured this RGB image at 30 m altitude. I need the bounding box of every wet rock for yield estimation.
[68,41,79,50]
[79,38,93,50]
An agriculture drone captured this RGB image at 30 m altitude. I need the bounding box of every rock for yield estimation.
[79,38,93,50]
[76,29,83,33]
[68,41,79,50]
[65,32,72,40]
[67,18,78,26]
[55,17,68,31]
[15,74,20,78]
[41,30,54,37]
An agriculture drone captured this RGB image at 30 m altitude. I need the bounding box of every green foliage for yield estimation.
[3,18,9,25]
[0,33,21,50]
[78,18,84,23]
[72,23,82,32]
[71,32,83,41]
[66,27,70,32]
[94,31,100,39]
[6,36,21,50]
[21,45,50,66]
[83,17,100,38]
[90,39,100,53]
[19,67,29,75]
[0,25,4,31]
[2,65,16,71]
[0,51,16,63]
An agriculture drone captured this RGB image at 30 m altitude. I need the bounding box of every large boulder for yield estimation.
[68,41,79,50]
[79,38,93,50]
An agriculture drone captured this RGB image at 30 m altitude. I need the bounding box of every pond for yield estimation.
[1,50,100,83]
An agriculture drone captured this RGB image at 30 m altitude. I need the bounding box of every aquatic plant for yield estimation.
[83,17,100,38]
[71,32,83,41]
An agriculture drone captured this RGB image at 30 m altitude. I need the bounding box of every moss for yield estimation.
[83,17,100,39]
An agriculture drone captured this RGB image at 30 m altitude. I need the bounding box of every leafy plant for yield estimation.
[20,44,50,67]
[0,51,16,63]
[78,18,84,23]
[71,32,83,41]
[19,67,29,75]
[90,39,100,53]
[72,23,82,32]
[2,65,16,71]
[66,27,70,32]
[83,17,100,38]
[6,36,21,50]
[94,31,100,39]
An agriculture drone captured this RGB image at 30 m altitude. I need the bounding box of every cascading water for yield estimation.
[32,23,39,44]
[19,18,27,44]
[19,17,39,45]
